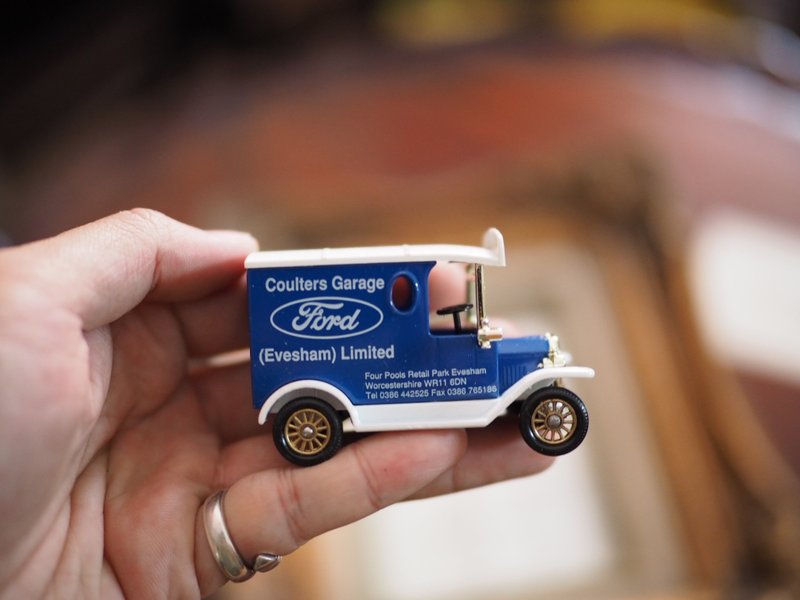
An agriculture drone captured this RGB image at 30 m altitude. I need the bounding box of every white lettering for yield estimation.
[265,276,327,293]
[291,301,361,333]
[331,275,385,294]
[340,344,395,360]
[262,346,335,363]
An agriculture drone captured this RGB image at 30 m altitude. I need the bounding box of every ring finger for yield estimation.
[194,428,466,595]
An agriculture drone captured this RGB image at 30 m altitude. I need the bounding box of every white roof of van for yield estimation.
[245,228,506,269]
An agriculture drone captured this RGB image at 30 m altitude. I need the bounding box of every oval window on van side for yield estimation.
[390,273,417,313]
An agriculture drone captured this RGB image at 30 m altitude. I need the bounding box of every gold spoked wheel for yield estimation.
[532,399,576,445]
[519,387,588,456]
[274,398,343,466]
[284,408,331,456]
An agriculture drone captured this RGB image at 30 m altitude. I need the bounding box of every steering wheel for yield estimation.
[436,303,474,334]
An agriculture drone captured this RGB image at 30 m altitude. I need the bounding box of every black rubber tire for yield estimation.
[273,398,343,466]
[518,387,589,456]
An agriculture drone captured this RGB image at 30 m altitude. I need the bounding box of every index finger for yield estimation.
[11,209,258,330]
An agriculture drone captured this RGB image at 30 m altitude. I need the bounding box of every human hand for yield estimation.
[0,210,552,598]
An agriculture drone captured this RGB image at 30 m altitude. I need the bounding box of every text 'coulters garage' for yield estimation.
[265,276,385,294]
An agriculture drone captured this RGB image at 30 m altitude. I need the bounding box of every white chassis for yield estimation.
[258,365,595,433]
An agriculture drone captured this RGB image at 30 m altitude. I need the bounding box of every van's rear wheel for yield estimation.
[273,398,343,466]
[519,387,588,456]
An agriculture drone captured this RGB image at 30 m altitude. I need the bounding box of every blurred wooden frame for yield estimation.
[371,167,800,597]
[216,154,800,598]
[402,181,800,597]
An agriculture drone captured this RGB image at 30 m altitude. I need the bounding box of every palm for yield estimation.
[100,303,225,598]
[2,300,216,597]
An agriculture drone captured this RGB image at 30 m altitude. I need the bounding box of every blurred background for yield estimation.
[2,1,799,598]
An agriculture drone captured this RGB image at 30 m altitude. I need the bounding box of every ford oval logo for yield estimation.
[270,296,384,340]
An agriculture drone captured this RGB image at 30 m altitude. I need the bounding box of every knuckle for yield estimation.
[111,209,172,291]
[124,208,169,230]
[352,444,386,513]
[274,469,313,549]
[114,209,172,249]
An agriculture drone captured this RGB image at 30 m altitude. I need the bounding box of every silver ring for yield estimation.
[202,490,282,582]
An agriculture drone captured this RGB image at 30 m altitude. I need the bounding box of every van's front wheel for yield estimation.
[519,387,588,456]
[273,398,343,466]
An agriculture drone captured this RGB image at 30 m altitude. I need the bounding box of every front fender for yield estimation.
[500,365,595,408]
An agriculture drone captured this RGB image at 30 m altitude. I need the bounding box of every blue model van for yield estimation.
[246,229,594,466]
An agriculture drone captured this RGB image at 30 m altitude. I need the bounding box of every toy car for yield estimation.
[246,229,594,466]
